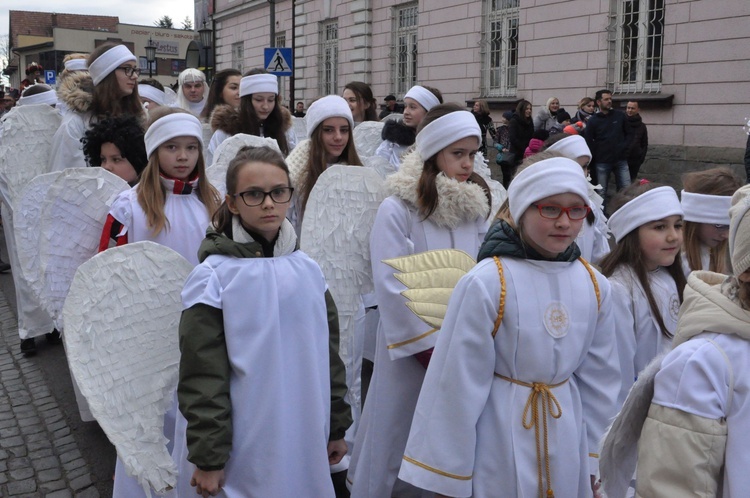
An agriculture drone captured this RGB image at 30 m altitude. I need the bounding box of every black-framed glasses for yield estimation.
[117,66,141,77]
[532,203,591,220]
[234,187,294,207]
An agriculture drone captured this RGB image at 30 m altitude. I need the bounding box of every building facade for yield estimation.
[7,11,199,90]
[209,0,750,182]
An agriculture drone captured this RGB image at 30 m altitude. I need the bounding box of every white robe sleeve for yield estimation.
[571,274,621,475]
[610,277,637,406]
[370,197,437,360]
[652,337,731,419]
[206,129,230,167]
[108,190,135,237]
[181,261,224,310]
[286,127,298,152]
[399,262,498,497]
[49,113,87,171]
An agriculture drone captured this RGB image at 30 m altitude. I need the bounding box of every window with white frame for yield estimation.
[232,42,244,74]
[392,3,418,97]
[319,21,338,96]
[275,33,287,105]
[482,0,519,98]
[611,0,665,93]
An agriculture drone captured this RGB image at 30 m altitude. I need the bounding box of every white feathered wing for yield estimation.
[206,133,282,197]
[299,165,386,427]
[63,242,193,496]
[353,121,384,158]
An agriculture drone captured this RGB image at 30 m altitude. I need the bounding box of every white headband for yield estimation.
[305,95,354,134]
[546,135,591,162]
[17,90,57,107]
[680,190,732,225]
[138,85,166,106]
[144,113,203,158]
[608,186,683,243]
[88,45,136,86]
[404,85,440,111]
[64,59,88,71]
[415,111,480,161]
[240,74,278,97]
[509,157,591,222]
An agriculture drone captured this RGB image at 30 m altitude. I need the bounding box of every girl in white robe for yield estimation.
[348,106,492,498]
[50,43,145,172]
[374,85,442,170]
[601,183,687,406]
[630,184,750,497]
[285,94,362,235]
[680,167,741,277]
[398,157,620,498]
[98,108,220,497]
[175,145,350,498]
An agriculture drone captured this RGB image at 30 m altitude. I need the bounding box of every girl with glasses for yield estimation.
[601,183,687,406]
[348,105,492,497]
[398,157,618,498]
[50,42,145,172]
[680,167,742,276]
[174,145,350,498]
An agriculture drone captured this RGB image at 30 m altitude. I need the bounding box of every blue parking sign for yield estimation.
[45,70,56,85]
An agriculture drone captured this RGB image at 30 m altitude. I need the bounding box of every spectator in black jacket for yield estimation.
[507,99,534,187]
[625,101,648,180]
[584,89,630,212]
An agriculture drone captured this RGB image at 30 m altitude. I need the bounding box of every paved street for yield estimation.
[0,234,115,497]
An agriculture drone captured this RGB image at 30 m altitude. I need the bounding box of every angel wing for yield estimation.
[291,116,308,141]
[383,249,477,329]
[0,104,61,206]
[62,241,193,496]
[473,152,508,220]
[15,168,129,330]
[206,133,282,196]
[600,352,666,498]
[163,87,178,107]
[201,123,213,152]
[382,113,403,123]
[362,154,397,180]
[353,121,384,158]
[300,165,386,422]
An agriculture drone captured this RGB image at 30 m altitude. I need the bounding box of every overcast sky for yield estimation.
[2,1,195,39]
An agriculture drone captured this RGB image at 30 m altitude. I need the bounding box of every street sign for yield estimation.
[45,70,56,86]
[264,47,293,76]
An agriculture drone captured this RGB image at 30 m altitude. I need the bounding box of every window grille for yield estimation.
[232,42,244,74]
[319,21,339,95]
[391,4,418,97]
[482,0,519,97]
[610,0,664,93]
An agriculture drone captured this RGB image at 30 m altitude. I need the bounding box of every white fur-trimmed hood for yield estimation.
[386,150,489,229]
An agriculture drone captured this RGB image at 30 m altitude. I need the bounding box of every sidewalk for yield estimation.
[0,287,101,497]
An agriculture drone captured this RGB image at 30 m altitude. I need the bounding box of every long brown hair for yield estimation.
[136,107,220,235]
[682,167,741,273]
[343,81,378,122]
[298,119,363,218]
[600,182,687,338]
[212,146,290,234]
[87,43,144,120]
[237,68,290,155]
[201,68,242,120]
[415,103,491,220]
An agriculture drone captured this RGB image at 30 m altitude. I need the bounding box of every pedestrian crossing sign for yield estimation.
[264,47,293,76]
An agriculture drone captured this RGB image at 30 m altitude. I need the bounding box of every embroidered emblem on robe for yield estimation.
[669,294,680,321]
[544,302,570,338]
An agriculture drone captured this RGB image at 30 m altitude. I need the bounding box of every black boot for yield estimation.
[46,329,62,345]
[20,338,36,356]
[0,260,10,273]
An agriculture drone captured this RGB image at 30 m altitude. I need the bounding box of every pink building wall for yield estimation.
[210,0,750,152]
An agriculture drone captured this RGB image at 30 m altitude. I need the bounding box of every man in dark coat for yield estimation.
[625,101,649,180]
[584,89,630,212]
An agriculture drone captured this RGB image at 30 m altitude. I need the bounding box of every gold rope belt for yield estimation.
[495,373,569,498]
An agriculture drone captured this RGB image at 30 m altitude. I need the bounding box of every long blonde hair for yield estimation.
[136,107,220,235]
[682,167,742,273]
